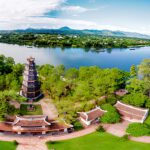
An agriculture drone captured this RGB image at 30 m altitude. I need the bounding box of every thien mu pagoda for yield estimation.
[20,57,42,100]
[0,57,74,135]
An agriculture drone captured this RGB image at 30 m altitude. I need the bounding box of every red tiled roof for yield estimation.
[115,101,149,123]
[115,89,128,96]
[13,116,50,127]
[0,120,73,133]
[79,107,106,121]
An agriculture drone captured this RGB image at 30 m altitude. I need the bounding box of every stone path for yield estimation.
[0,124,98,150]
[40,98,58,120]
[102,121,129,137]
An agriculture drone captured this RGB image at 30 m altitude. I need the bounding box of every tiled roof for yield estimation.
[79,107,106,121]
[115,101,149,123]
[13,115,50,127]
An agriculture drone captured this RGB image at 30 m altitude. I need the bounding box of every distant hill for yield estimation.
[0,27,150,39]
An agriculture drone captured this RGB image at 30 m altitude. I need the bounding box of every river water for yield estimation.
[0,43,150,71]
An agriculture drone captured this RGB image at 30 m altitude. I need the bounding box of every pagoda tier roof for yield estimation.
[13,115,50,127]
[115,101,149,123]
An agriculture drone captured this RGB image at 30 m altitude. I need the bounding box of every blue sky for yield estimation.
[0,0,150,34]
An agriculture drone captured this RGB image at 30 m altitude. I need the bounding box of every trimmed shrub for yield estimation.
[96,125,105,132]
[101,103,116,112]
[126,123,150,137]
[13,140,18,146]
[100,104,120,123]
[73,121,84,131]
[106,95,117,105]
[100,111,120,123]
[120,134,129,141]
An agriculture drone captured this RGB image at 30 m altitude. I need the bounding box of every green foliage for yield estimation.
[20,104,43,115]
[39,64,128,123]
[1,33,150,49]
[100,104,120,123]
[130,65,137,77]
[138,59,150,97]
[126,123,150,137]
[0,55,15,75]
[73,121,83,131]
[126,78,145,93]
[120,134,129,142]
[144,115,150,126]
[122,93,149,107]
[0,141,17,150]
[105,94,117,105]
[0,90,22,118]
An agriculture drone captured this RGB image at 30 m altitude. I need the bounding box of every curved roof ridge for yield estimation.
[116,101,149,112]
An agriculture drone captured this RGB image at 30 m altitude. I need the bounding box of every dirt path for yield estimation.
[40,98,58,120]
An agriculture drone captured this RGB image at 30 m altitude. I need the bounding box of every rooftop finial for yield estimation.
[27,56,35,62]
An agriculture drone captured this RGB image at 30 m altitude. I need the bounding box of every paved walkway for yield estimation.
[1,122,150,150]
[40,98,58,120]
[102,121,129,137]
[0,124,98,150]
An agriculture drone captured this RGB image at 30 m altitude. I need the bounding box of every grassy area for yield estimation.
[20,104,43,115]
[144,115,150,126]
[0,141,17,150]
[47,132,150,150]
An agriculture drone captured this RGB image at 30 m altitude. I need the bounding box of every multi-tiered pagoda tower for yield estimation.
[20,57,42,100]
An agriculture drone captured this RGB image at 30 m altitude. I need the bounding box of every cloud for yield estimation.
[0,0,66,26]
[0,0,150,35]
[61,6,89,14]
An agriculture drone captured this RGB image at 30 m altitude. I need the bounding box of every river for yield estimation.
[0,43,150,71]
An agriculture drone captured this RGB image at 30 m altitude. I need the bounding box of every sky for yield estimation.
[0,0,150,34]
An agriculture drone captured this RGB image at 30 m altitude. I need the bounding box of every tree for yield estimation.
[130,65,137,77]
[138,59,150,80]
[126,78,145,93]
[122,93,149,107]
[138,59,150,97]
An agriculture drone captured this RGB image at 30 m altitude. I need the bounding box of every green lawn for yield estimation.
[144,115,150,126]
[0,141,17,150]
[47,132,150,150]
[20,104,43,115]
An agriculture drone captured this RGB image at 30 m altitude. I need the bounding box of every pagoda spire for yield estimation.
[20,57,42,100]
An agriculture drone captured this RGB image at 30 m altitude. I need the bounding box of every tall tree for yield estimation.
[138,59,150,97]
[130,65,137,77]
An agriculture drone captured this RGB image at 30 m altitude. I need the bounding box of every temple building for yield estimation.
[78,107,107,126]
[115,101,149,123]
[20,57,42,100]
[0,115,73,135]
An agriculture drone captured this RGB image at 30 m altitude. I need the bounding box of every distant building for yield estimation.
[78,107,107,126]
[115,89,128,97]
[115,101,149,123]
[20,57,42,100]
